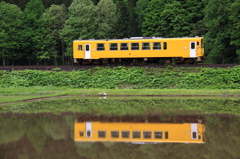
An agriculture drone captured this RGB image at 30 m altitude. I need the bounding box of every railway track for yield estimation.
[0,64,240,71]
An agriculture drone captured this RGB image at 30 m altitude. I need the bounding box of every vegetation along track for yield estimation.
[0,64,240,71]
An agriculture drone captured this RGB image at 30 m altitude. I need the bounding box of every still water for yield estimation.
[0,114,239,159]
[0,98,240,159]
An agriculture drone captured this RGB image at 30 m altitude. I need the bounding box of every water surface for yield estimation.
[0,98,240,159]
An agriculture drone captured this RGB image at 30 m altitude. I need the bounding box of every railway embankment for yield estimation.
[0,66,240,104]
[0,66,240,89]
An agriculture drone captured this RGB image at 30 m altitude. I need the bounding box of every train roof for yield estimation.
[74,36,203,42]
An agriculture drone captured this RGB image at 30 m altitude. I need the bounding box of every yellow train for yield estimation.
[73,37,204,65]
[74,121,205,144]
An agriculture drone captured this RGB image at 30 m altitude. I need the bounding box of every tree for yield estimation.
[127,0,138,37]
[179,0,207,37]
[95,0,118,39]
[42,4,67,65]
[22,0,45,65]
[142,0,190,37]
[204,0,236,64]
[61,0,97,64]
[0,1,24,66]
[115,0,129,38]
[135,0,150,36]
[17,0,30,10]
[229,0,240,62]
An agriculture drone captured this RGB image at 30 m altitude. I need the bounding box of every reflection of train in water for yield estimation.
[74,120,205,144]
[73,37,204,65]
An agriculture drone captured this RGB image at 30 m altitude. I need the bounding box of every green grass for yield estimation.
[0,86,240,104]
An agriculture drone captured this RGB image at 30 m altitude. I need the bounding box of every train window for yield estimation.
[163,42,167,50]
[86,45,89,51]
[142,43,150,50]
[79,131,84,137]
[111,131,119,138]
[131,43,139,50]
[110,43,118,50]
[78,45,82,50]
[153,42,161,50]
[121,43,128,50]
[165,131,168,139]
[154,131,162,139]
[98,131,106,138]
[87,131,91,137]
[133,131,141,138]
[143,131,152,139]
[191,42,195,49]
[122,131,130,138]
[192,132,197,139]
[97,43,105,51]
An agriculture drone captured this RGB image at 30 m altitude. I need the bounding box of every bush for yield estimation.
[0,67,240,89]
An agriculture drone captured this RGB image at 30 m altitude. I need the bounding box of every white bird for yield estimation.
[98,92,107,96]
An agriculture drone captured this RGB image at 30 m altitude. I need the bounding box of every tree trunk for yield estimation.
[2,56,5,66]
[61,43,65,65]
[12,59,14,66]
[54,56,57,66]
[222,52,224,64]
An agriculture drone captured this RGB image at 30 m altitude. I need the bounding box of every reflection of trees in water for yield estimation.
[0,115,240,159]
[205,116,240,158]
[42,117,70,140]
[75,142,93,150]
[0,115,74,157]
[27,120,47,153]
[0,116,27,145]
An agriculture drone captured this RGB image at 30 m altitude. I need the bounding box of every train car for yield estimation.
[73,37,204,65]
[74,121,205,144]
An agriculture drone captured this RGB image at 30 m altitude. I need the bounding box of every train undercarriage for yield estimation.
[75,57,203,65]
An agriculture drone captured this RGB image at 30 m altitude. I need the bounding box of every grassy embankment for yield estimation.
[0,66,240,104]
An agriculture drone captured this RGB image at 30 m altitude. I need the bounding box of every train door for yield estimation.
[191,123,198,139]
[85,44,91,59]
[190,42,196,58]
[86,122,92,138]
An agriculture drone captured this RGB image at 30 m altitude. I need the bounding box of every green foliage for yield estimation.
[0,1,24,66]
[41,4,67,65]
[204,0,237,64]
[115,0,129,38]
[166,65,173,70]
[22,0,45,64]
[135,0,150,36]
[61,0,96,57]
[95,0,118,39]
[142,0,202,37]
[52,68,62,72]
[1,67,240,89]
[229,0,240,62]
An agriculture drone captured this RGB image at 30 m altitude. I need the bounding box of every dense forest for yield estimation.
[0,0,240,66]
